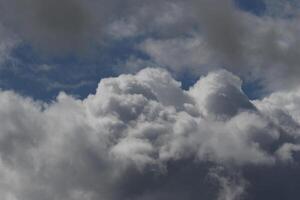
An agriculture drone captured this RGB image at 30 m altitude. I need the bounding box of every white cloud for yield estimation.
[1,68,300,199]
[209,167,247,200]
[276,143,300,162]
[253,87,300,123]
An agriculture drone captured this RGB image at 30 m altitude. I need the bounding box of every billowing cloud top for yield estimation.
[1,68,300,200]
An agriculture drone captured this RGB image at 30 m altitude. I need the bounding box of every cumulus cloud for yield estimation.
[1,0,300,199]
[1,68,300,199]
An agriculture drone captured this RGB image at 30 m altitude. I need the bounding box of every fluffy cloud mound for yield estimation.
[1,68,300,200]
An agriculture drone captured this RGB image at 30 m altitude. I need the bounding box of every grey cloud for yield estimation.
[3,0,300,93]
[0,0,119,54]
[0,23,18,65]
[136,0,300,92]
[264,0,300,18]
[0,0,193,54]
[2,0,300,92]
[191,0,245,64]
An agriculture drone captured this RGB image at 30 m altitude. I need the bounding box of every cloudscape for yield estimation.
[1,0,300,200]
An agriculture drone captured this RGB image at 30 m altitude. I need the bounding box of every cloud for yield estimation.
[2,0,300,94]
[253,87,300,123]
[264,0,300,17]
[139,36,217,74]
[0,0,193,54]
[133,0,300,92]
[191,0,245,63]
[0,0,119,54]
[1,68,300,199]
[1,1,300,199]
[0,23,18,65]
[209,167,248,200]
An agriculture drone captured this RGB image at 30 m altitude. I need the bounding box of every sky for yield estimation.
[1,0,300,200]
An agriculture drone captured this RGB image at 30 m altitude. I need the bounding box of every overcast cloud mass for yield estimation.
[1,0,300,200]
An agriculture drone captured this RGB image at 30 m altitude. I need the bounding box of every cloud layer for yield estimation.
[1,1,300,199]
[1,68,300,199]
[2,0,300,93]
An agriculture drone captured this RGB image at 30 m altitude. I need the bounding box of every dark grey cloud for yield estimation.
[0,0,192,54]
[191,0,245,64]
[0,0,119,54]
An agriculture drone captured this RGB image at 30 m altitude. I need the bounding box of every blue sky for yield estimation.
[235,0,266,15]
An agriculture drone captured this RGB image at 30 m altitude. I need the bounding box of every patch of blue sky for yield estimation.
[0,38,149,101]
[242,80,265,100]
[236,0,300,18]
[234,0,266,16]
[0,32,265,101]
[176,71,198,91]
